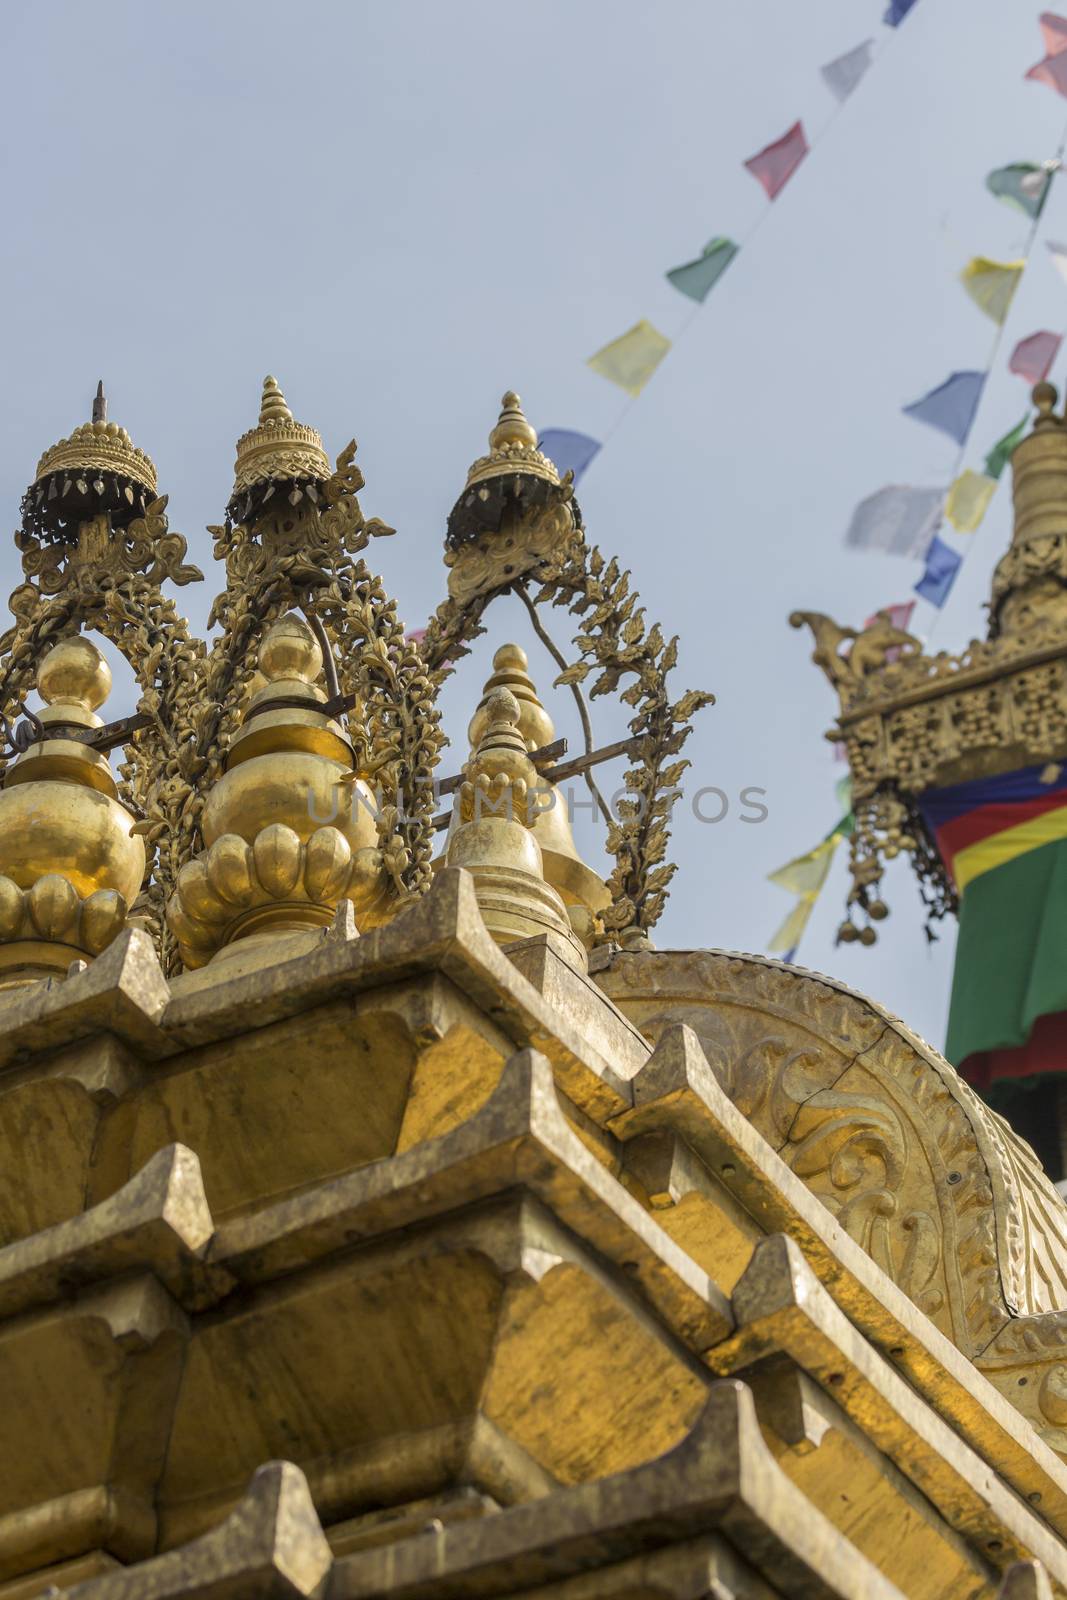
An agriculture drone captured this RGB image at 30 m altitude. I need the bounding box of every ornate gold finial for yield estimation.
[0,637,144,984]
[258,375,294,426]
[462,391,559,496]
[228,376,332,524]
[468,642,555,752]
[447,686,588,970]
[444,390,580,605]
[994,382,1067,635]
[23,389,157,540]
[488,392,539,453]
[167,613,391,971]
[466,644,609,940]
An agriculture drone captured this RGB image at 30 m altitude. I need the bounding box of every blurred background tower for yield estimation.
[794,381,1067,1178]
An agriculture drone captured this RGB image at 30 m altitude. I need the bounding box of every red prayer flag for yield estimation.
[1040,11,1067,53]
[1027,49,1067,95]
[744,121,808,200]
[863,602,916,632]
[1009,330,1063,384]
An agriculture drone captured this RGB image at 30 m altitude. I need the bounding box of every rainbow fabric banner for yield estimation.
[918,763,1067,1084]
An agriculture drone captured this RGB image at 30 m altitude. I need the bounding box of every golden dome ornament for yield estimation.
[0,635,144,985]
[464,643,610,941]
[166,612,391,973]
[227,375,333,527]
[444,391,581,605]
[446,685,588,972]
[21,382,157,543]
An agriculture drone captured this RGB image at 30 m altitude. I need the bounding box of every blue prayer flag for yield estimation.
[884,0,920,25]
[538,430,601,485]
[914,534,962,608]
[902,371,986,446]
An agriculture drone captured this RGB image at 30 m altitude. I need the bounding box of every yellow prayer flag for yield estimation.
[767,834,837,897]
[587,319,671,396]
[769,894,817,954]
[945,469,997,533]
[767,828,847,955]
[959,257,1025,325]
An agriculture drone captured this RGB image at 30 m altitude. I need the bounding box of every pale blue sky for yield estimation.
[0,0,1063,1049]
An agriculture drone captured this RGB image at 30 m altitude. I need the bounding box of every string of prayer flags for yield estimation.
[768,814,853,957]
[987,162,1053,219]
[666,237,739,303]
[820,41,874,102]
[587,320,671,396]
[914,534,963,608]
[744,122,808,200]
[884,0,921,25]
[1009,329,1062,383]
[1048,241,1067,286]
[945,470,998,533]
[960,257,1025,325]
[903,371,985,446]
[1027,13,1067,97]
[984,415,1030,479]
[537,430,601,485]
[844,485,944,557]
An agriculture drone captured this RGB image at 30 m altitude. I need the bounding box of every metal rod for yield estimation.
[515,582,613,827]
[304,608,341,702]
[435,736,568,798]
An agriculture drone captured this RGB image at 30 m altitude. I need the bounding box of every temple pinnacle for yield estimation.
[92,381,106,424]
[489,391,538,452]
[259,376,294,426]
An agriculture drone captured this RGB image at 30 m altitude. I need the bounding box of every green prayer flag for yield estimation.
[983,415,1029,481]
[986,163,1051,220]
[665,237,739,303]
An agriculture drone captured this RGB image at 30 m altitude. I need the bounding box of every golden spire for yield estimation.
[23,386,157,539]
[466,644,610,940]
[167,614,389,973]
[446,685,588,970]
[229,376,331,523]
[0,637,144,984]
[994,381,1067,635]
[461,391,559,495]
[258,375,294,425]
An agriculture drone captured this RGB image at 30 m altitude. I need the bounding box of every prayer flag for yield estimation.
[903,371,986,446]
[914,535,962,608]
[884,0,920,24]
[587,320,671,396]
[821,40,874,101]
[665,237,739,302]
[844,485,943,557]
[744,122,808,200]
[836,774,853,813]
[984,415,1029,480]
[864,601,916,631]
[945,470,997,533]
[537,430,601,485]
[1009,330,1062,383]
[768,816,852,956]
[986,162,1052,219]
[1028,19,1067,96]
[1049,241,1067,287]
[960,257,1025,325]
[1041,12,1067,53]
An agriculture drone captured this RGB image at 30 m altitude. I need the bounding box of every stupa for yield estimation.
[0,380,1066,1598]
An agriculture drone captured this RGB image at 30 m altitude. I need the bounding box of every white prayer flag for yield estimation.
[844,486,944,557]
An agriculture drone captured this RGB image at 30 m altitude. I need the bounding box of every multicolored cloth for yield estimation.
[918,763,1067,1088]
